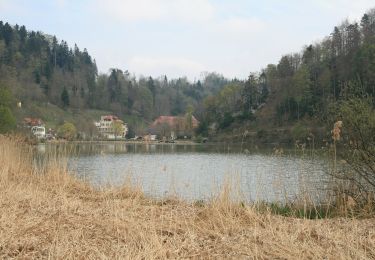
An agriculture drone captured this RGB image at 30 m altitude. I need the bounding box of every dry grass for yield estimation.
[1,136,375,259]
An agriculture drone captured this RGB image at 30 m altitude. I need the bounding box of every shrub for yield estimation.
[58,122,77,140]
[195,120,208,137]
[219,112,234,129]
[291,122,309,141]
[0,106,16,133]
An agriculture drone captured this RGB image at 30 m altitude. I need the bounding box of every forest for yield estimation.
[0,8,375,141]
[0,19,230,136]
[197,8,375,142]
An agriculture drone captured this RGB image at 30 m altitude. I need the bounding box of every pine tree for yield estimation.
[61,87,70,108]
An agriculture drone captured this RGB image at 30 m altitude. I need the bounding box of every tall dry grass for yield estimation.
[1,135,375,259]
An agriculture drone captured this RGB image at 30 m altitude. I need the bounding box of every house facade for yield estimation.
[31,126,46,139]
[95,115,128,140]
[24,118,46,139]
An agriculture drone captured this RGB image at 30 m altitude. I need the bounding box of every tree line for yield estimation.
[1,8,375,137]
[197,8,375,136]
[0,20,231,134]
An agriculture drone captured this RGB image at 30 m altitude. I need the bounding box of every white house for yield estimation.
[95,115,128,140]
[31,126,46,139]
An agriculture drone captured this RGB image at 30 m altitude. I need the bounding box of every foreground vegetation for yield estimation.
[0,136,374,259]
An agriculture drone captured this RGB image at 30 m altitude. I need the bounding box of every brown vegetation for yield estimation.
[1,136,375,259]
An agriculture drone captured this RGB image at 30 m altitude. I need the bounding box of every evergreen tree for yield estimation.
[61,87,70,107]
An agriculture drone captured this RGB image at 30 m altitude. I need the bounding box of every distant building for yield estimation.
[23,117,43,128]
[95,115,128,140]
[151,116,199,129]
[31,126,46,140]
[23,118,46,139]
[143,134,157,142]
[150,115,199,140]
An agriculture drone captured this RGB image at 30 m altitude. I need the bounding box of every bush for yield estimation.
[58,122,77,140]
[291,122,309,141]
[238,110,254,121]
[0,87,13,107]
[195,120,208,137]
[0,106,16,133]
[219,112,234,129]
[0,87,16,133]
[256,129,267,139]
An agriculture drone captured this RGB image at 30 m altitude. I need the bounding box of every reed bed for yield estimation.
[0,136,375,259]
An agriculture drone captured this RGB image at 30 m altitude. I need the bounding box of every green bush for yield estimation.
[0,106,16,133]
[58,122,77,140]
[291,122,309,141]
[219,112,234,129]
[256,129,267,139]
[0,87,13,107]
[195,120,208,137]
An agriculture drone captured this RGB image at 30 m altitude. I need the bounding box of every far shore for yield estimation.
[43,139,202,145]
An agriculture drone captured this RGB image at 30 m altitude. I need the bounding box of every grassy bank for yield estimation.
[1,136,374,259]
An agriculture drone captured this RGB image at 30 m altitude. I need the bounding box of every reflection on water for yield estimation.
[36,142,330,202]
[36,142,262,155]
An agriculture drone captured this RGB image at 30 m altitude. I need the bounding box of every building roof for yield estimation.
[101,115,119,121]
[151,115,199,128]
[24,117,43,127]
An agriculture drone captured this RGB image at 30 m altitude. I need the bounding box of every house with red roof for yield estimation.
[23,117,43,128]
[149,115,199,140]
[23,118,46,139]
[151,116,199,129]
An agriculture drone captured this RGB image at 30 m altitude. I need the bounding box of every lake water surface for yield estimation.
[36,142,330,203]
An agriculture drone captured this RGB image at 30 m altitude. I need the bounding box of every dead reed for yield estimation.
[0,135,375,259]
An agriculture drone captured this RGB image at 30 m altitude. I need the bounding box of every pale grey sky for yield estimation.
[0,0,374,80]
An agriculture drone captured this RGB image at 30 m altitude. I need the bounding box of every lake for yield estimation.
[35,142,330,203]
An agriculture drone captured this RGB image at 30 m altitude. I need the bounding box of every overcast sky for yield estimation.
[0,0,374,80]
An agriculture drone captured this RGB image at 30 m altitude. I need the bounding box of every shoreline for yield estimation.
[41,139,297,149]
[44,139,200,145]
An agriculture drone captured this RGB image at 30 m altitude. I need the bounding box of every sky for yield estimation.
[0,0,374,81]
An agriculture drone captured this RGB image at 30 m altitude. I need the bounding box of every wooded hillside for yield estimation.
[1,8,375,140]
